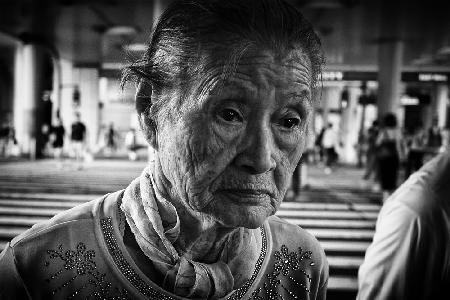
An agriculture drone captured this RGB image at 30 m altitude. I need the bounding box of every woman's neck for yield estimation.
[151,159,235,261]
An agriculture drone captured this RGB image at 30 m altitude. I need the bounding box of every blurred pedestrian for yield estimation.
[404,125,426,179]
[105,122,118,154]
[322,123,338,174]
[363,120,379,180]
[0,123,18,158]
[315,127,325,164]
[375,113,404,201]
[41,124,52,157]
[40,91,53,157]
[426,117,442,149]
[70,112,86,169]
[357,150,450,300]
[95,123,118,157]
[51,117,65,168]
[0,122,10,157]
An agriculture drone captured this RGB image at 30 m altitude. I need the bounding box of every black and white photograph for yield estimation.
[0,0,449,299]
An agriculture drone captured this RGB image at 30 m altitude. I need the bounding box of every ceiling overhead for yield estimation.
[0,0,449,70]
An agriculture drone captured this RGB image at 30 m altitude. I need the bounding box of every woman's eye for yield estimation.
[279,117,300,129]
[218,108,243,123]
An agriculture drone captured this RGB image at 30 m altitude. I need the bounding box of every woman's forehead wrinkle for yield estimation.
[214,72,258,97]
[193,65,224,105]
[282,49,312,85]
[285,90,310,101]
[192,49,312,106]
[289,66,311,87]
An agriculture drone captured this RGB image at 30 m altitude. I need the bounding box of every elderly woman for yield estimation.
[0,0,328,299]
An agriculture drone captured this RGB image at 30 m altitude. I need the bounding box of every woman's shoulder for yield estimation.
[248,216,328,300]
[8,191,124,251]
[0,192,129,299]
[265,215,326,262]
[6,195,109,263]
[267,215,319,241]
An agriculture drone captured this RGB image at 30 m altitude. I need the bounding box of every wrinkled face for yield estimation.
[156,50,313,228]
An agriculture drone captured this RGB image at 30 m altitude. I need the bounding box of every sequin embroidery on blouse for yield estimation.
[100,217,268,300]
[44,242,130,299]
[250,244,315,299]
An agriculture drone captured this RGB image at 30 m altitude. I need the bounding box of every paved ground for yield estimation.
[0,158,382,299]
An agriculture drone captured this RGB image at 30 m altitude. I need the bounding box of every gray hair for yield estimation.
[123,0,324,121]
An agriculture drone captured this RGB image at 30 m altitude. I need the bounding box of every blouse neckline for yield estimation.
[95,192,271,299]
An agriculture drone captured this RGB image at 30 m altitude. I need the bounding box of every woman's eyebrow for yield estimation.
[285,90,310,100]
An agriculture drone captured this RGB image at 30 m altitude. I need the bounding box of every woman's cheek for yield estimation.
[276,129,307,167]
[190,127,239,184]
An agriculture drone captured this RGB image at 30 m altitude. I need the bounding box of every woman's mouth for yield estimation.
[217,189,272,205]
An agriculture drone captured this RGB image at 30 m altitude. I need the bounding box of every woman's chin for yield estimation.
[204,198,275,229]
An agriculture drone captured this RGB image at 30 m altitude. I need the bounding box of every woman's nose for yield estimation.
[235,126,276,174]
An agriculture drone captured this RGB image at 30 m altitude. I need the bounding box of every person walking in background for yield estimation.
[105,122,118,155]
[404,124,426,179]
[0,122,18,158]
[51,116,65,168]
[322,122,339,174]
[94,123,118,157]
[357,150,450,299]
[70,112,86,170]
[426,117,442,149]
[40,91,53,157]
[315,126,326,164]
[375,112,404,202]
[0,122,11,158]
[363,120,379,180]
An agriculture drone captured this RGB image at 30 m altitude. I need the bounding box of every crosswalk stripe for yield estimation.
[283,218,375,229]
[328,275,358,291]
[320,241,370,253]
[280,202,380,211]
[0,180,125,187]
[328,256,364,269]
[307,228,374,240]
[0,199,85,208]
[0,227,25,238]
[277,210,378,219]
[0,192,101,201]
[0,207,63,216]
[0,216,48,226]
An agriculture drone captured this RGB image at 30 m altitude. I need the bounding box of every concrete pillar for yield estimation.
[321,90,329,128]
[52,58,62,119]
[73,67,100,151]
[340,85,360,163]
[321,86,340,127]
[0,33,17,127]
[434,84,449,128]
[58,59,74,130]
[13,44,47,158]
[421,99,433,130]
[377,0,404,120]
[377,40,403,119]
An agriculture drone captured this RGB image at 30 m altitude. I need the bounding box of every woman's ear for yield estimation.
[135,81,158,149]
[138,113,157,149]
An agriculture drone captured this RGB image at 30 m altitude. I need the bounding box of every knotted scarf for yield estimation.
[120,167,260,298]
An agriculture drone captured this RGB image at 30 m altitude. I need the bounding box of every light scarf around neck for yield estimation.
[120,167,261,299]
